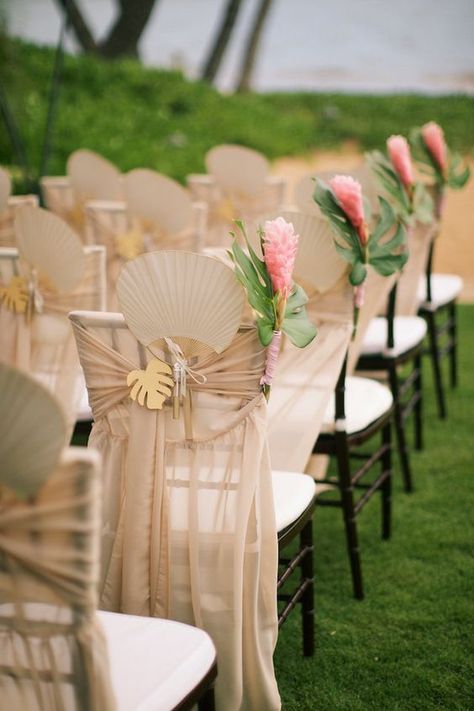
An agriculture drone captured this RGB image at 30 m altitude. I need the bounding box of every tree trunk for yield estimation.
[53,0,159,59]
[99,0,158,58]
[235,0,274,93]
[201,0,243,83]
[53,0,98,53]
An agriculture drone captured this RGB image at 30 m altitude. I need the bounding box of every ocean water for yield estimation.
[5,0,474,94]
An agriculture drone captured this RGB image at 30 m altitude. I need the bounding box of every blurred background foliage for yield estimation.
[1,37,473,188]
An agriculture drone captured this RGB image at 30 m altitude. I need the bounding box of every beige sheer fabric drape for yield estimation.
[0,196,39,248]
[346,267,398,374]
[41,178,86,240]
[0,247,106,430]
[188,178,285,247]
[70,315,281,711]
[267,274,354,473]
[395,221,436,316]
[85,202,202,310]
[0,448,115,711]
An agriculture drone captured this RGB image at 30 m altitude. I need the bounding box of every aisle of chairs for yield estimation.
[0,129,468,710]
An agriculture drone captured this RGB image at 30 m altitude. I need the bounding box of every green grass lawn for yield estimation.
[275,304,474,710]
[1,39,474,189]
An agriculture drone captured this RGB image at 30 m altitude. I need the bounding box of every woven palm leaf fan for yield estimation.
[206,144,269,194]
[117,250,244,359]
[248,210,348,295]
[124,169,193,234]
[67,148,122,201]
[15,205,85,293]
[0,166,12,213]
[313,166,380,216]
[0,363,66,499]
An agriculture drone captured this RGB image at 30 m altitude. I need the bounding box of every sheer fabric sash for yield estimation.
[71,319,281,710]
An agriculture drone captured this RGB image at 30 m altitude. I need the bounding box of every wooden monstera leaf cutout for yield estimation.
[127,358,174,409]
[0,276,29,314]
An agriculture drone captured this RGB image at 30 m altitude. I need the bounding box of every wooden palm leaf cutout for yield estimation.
[0,275,29,314]
[127,357,174,409]
[115,226,144,260]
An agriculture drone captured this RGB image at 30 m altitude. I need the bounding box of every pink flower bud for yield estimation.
[262,217,299,298]
[387,135,415,188]
[329,175,368,245]
[421,121,447,173]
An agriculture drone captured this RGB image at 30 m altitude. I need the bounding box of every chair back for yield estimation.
[124,169,195,237]
[69,250,281,710]
[0,207,106,430]
[206,143,269,194]
[0,169,39,247]
[0,364,115,711]
[67,149,122,203]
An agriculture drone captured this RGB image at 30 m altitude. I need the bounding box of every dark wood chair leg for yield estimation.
[449,301,458,388]
[414,353,423,451]
[381,420,392,540]
[198,685,216,711]
[335,433,364,600]
[387,362,413,493]
[300,519,315,657]
[426,310,447,419]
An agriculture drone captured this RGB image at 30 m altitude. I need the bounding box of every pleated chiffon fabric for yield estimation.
[0,196,39,248]
[395,221,436,316]
[70,314,281,711]
[267,273,354,472]
[0,448,115,711]
[0,246,106,430]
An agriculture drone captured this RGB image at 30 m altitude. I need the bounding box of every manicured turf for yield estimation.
[275,304,474,710]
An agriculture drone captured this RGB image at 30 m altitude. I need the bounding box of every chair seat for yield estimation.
[76,375,93,422]
[97,611,216,711]
[361,316,427,357]
[418,273,463,309]
[321,376,393,435]
[272,470,316,533]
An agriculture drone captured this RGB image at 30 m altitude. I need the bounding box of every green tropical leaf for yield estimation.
[257,317,274,346]
[371,252,408,276]
[286,283,309,311]
[282,308,318,348]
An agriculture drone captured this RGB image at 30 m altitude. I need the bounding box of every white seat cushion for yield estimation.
[361,316,427,357]
[418,273,463,309]
[321,376,393,435]
[272,470,316,532]
[76,380,92,421]
[97,611,216,711]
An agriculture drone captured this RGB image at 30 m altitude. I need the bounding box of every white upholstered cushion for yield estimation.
[361,316,427,357]
[97,611,216,711]
[321,376,393,435]
[76,375,92,422]
[418,273,463,309]
[272,470,316,532]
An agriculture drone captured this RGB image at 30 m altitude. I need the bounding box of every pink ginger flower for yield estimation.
[329,175,369,245]
[422,121,447,173]
[262,217,299,298]
[387,135,415,189]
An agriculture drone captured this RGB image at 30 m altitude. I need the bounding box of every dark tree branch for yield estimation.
[201,0,243,83]
[52,0,97,53]
[235,0,274,92]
